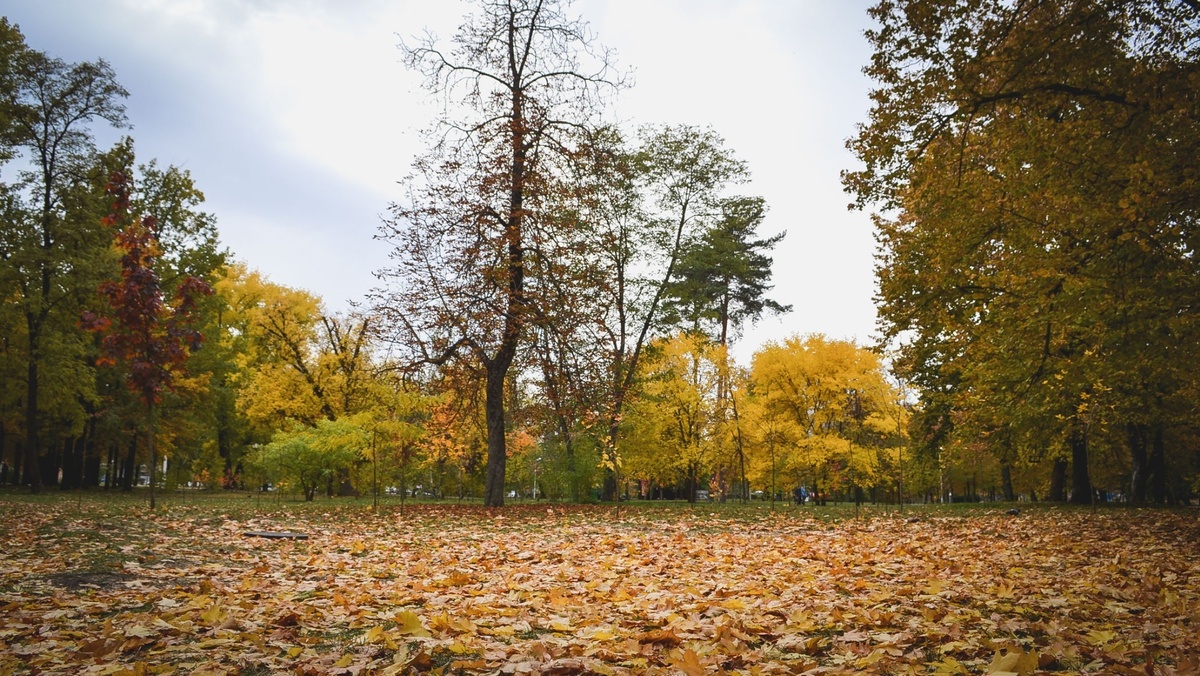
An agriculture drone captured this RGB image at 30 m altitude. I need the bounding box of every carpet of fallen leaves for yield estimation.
[1,499,1198,675]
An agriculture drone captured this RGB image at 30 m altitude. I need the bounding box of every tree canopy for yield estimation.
[847,0,1200,503]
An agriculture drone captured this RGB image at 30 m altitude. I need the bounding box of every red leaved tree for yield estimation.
[82,170,212,508]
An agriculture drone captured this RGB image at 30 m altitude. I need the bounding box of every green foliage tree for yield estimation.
[0,28,127,490]
[662,196,789,346]
[253,416,367,501]
[587,125,751,500]
[847,0,1200,503]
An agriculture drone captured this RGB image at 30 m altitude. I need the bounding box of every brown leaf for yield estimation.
[637,628,682,646]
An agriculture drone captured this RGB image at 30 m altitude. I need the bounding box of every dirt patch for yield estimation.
[44,571,136,591]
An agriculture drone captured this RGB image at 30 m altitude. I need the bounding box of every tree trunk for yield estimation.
[1001,462,1015,501]
[1149,424,1167,504]
[105,443,117,490]
[147,401,156,509]
[602,420,620,502]
[83,417,100,489]
[1048,459,1067,502]
[24,338,41,492]
[122,433,137,491]
[41,438,60,488]
[1068,428,1091,505]
[1127,422,1149,504]
[61,436,83,490]
[483,361,509,507]
[558,416,578,502]
[10,441,21,486]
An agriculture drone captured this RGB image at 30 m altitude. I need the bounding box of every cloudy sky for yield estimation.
[2,0,879,362]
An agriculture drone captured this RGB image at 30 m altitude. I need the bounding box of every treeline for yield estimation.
[0,7,912,507]
[0,18,225,493]
[848,0,1200,504]
[4,0,1198,508]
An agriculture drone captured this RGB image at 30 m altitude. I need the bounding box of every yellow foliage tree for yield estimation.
[622,333,723,501]
[216,263,373,431]
[748,335,907,503]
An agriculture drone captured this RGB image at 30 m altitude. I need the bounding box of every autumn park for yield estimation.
[2,0,1199,674]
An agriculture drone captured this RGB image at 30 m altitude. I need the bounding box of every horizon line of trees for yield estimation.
[3,0,1198,508]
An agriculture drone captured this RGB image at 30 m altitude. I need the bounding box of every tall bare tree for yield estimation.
[373,0,622,506]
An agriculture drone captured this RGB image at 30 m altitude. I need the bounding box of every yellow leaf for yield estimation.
[987,647,1038,676]
[394,610,431,637]
[580,626,616,640]
[856,649,887,667]
[333,653,353,668]
[287,646,303,658]
[720,598,747,611]
[993,581,1015,600]
[200,603,225,625]
[932,657,968,675]
[548,617,573,632]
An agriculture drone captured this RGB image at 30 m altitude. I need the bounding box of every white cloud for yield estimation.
[2,0,882,352]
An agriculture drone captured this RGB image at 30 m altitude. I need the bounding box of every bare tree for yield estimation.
[372,0,623,506]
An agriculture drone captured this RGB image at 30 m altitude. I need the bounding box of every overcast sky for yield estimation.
[1,0,879,363]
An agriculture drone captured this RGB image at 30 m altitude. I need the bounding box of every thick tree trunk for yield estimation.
[1001,462,1015,501]
[105,443,117,489]
[11,442,21,486]
[559,416,579,502]
[0,422,7,485]
[24,342,41,492]
[1048,459,1067,502]
[1068,428,1091,505]
[60,436,81,490]
[484,362,508,507]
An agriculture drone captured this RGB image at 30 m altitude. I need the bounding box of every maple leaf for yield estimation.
[987,647,1038,676]
[670,648,706,676]
[393,610,431,637]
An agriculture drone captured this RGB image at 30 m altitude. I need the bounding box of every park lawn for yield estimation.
[0,495,1197,675]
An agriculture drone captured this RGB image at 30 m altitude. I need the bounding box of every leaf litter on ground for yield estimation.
[1,500,1198,674]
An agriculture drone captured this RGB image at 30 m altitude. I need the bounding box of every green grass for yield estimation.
[1,484,1180,527]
